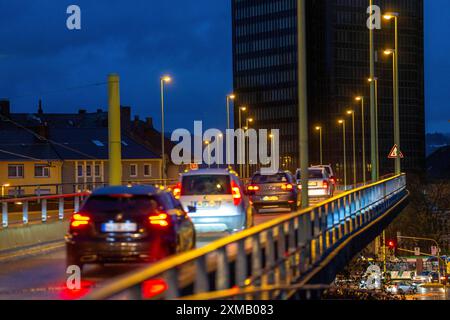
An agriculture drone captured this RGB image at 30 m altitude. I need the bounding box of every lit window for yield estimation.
[94,164,101,177]
[77,165,83,177]
[86,165,92,177]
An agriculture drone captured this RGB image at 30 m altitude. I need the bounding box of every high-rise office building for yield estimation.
[232,0,425,181]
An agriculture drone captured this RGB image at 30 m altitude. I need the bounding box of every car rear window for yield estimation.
[298,169,324,179]
[252,173,289,184]
[82,195,159,214]
[181,175,231,196]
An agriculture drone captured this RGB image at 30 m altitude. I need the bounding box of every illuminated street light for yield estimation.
[338,119,347,188]
[226,94,236,130]
[160,75,172,185]
[315,126,323,165]
[384,11,401,175]
[238,107,247,176]
[347,110,357,186]
[355,96,367,184]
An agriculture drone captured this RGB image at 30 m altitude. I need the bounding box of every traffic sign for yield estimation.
[414,247,421,256]
[388,144,404,159]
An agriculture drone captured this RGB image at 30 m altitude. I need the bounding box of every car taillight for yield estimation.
[70,212,91,228]
[173,182,182,199]
[149,213,170,227]
[247,185,260,192]
[231,181,242,206]
[330,177,336,184]
[323,180,329,189]
[281,184,294,191]
[141,279,168,299]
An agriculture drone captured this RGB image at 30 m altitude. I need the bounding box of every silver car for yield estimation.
[296,167,333,198]
[176,169,254,234]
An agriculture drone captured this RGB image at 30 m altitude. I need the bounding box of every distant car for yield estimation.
[413,271,433,284]
[312,165,337,190]
[247,171,299,214]
[296,167,334,198]
[386,281,417,295]
[175,169,254,234]
[65,185,196,271]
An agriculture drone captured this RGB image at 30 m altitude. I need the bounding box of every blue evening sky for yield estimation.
[0,1,448,134]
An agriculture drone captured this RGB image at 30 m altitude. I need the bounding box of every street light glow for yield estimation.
[240,106,247,111]
[228,94,236,100]
[355,96,362,101]
[338,120,344,124]
[161,75,172,83]
[384,49,394,55]
[383,12,399,20]
[347,110,354,115]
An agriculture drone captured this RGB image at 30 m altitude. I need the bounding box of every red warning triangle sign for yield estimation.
[388,144,404,159]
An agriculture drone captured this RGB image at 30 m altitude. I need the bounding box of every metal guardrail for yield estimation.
[85,174,408,300]
[1,192,90,228]
[0,179,179,200]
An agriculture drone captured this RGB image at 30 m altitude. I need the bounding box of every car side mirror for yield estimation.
[187,206,197,213]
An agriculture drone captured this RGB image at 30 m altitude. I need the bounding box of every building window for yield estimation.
[130,164,138,177]
[144,164,151,177]
[95,164,101,178]
[77,165,83,177]
[8,164,24,179]
[86,165,92,177]
[34,164,50,178]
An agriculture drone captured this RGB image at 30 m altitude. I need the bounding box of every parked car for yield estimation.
[247,170,300,214]
[65,185,196,271]
[385,281,417,295]
[296,167,334,198]
[175,168,254,234]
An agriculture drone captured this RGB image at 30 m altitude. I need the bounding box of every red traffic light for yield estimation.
[387,240,397,248]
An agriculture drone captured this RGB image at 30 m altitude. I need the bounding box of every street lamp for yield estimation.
[384,11,401,175]
[160,75,172,185]
[368,78,380,179]
[355,96,367,184]
[338,120,347,189]
[226,94,236,130]
[245,118,254,178]
[315,126,323,165]
[347,110,357,186]
[238,106,247,176]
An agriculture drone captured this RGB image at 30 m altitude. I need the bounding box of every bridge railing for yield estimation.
[85,174,407,300]
[0,192,90,228]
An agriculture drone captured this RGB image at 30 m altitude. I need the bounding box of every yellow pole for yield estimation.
[108,74,122,186]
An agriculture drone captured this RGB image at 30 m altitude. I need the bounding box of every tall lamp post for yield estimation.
[338,119,347,189]
[245,118,254,178]
[315,126,323,165]
[226,94,236,131]
[355,96,367,183]
[347,110,357,186]
[160,75,172,185]
[368,78,380,179]
[384,12,401,175]
[238,106,247,177]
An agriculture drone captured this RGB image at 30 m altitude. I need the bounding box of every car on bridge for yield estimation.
[65,185,196,270]
[174,168,254,234]
[247,170,300,214]
[296,167,334,198]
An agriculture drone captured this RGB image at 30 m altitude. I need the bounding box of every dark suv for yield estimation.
[247,171,299,213]
[65,185,196,271]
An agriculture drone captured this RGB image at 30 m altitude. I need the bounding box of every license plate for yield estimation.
[263,196,279,201]
[309,182,318,187]
[101,222,137,233]
[192,201,221,209]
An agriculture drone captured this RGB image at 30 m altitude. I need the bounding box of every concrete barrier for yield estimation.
[0,221,68,254]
